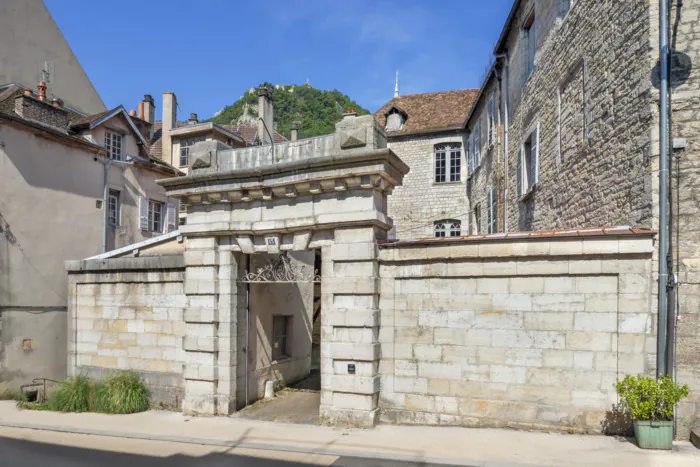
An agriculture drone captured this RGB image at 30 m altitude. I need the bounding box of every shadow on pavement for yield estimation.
[0,436,463,467]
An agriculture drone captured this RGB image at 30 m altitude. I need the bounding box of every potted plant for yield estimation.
[614,374,688,449]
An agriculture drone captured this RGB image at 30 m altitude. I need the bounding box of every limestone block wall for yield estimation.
[386,133,469,239]
[66,255,187,407]
[377,233,657,433]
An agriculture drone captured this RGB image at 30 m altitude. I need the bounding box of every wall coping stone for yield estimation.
[65,254,184,273]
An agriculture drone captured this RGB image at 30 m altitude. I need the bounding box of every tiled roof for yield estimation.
[379,226,654,247]
[68,109,112,129]
[148,122,287,159]
[373,89,480,136]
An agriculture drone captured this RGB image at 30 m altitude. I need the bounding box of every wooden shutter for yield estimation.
[166,202,177,232]
[138,196,149,230]
[516,147,523,198]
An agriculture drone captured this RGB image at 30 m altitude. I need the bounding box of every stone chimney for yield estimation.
[142,94,155,124]
[188,113,198,125]
[162,91,177,166]
[257,87,273,145]
[14,83,68,130]
[290,122,298,141]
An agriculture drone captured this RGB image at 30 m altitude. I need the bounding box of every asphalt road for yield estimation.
[0,427,461,467]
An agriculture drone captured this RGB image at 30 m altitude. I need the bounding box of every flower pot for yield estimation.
[633,420,673,450]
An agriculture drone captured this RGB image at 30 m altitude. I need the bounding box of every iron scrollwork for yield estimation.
[241,252,321,283]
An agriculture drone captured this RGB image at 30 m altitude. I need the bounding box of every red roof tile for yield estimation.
[373,89,480,136]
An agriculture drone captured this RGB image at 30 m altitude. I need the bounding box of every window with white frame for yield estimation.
[517,124,540,199]
[108,189,120,227]
[148,199,164,233]
[104,131,123,160]
[523,13,536,81]
[487,186,497,233]
[434,143,462,183]
[179,136,206,167]
[468,122,481,175]
[434,219,461,238]
[487,95,496,147]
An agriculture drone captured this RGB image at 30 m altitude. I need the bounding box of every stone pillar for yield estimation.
[320,226,382,427]
[182,236,239,414]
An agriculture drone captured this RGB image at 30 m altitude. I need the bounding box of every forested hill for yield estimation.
[209,82,370,140]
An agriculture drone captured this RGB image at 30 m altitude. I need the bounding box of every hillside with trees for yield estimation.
[209,82,370,140]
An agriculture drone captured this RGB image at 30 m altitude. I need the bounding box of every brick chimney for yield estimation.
[14,83,68,130]
[188,113,198,125]
[290,122,298,141]
[257,87,274,145]
[162,91,177,166]
[142,95,155,124]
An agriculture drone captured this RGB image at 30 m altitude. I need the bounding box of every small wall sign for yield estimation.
[348,364,356,375]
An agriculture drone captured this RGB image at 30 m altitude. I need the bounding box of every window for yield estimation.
[487,95,496,147]
[179,136,206,167]
[523,13,536,80]
[104,132,122,160]
[468,122,481,175]
[434,219,461,238]
[148,200,164,233]
[386,108,405,131]
[472,204,482,235]
[272,315,290,360]
[434,143,461,183]
[108,189,120,227]
[517,124,540,199]
[487,186,497,234]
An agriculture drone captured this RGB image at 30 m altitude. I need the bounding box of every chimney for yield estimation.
[142,94,155,124]
[162,91,177,166]
[37,81,47,101]
[257,87,274,145]
[188,113,198,125]
[129,109,136,117]
[52,98,64,108]
[14,92,68,130]
[138,101,144,119]
[290,122,298,141]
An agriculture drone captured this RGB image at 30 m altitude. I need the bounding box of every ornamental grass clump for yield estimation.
[48,375,93,413]
[94,372,150,414]
[614,374,688,421]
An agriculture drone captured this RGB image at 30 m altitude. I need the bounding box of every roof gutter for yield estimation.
[494,0,523,54]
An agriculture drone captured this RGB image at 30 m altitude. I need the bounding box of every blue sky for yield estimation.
[44,0,514,119]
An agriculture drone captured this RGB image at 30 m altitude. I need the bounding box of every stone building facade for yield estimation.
[374,90,478,239]
[462,0,700,436]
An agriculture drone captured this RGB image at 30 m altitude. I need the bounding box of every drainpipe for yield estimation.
[495,52,509,232]
[657,0,670,378]
[257,117,276,162]
[101,159,113,254]
[244,255,251,408]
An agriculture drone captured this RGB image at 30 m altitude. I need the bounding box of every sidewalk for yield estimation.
[0,401,698,466]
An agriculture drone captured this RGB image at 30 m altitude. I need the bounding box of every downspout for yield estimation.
[258,117,276,162]
[101,158,113,254]
[244,254,251,408]
[657,0,669,378]
[495,52,509,232]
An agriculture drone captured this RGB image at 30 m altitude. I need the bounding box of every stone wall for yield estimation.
[377,232,657,433]
[66,255,187,407]
[386,133,469,239]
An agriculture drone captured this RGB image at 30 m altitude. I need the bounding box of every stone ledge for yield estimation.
[65,255,184,273]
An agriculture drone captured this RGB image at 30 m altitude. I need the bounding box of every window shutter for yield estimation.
[533,124,540,185]
[166,202,177,232]
[138,196,149,230]
[516,147,523,198]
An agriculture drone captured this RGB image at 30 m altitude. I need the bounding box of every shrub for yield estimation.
[48,375,93,413]
[94,372,150,414]
[0,389,26,402]
[614,374,688,421]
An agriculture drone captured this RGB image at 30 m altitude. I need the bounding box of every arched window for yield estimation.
[434,219,461,238]
[435,143,462,183]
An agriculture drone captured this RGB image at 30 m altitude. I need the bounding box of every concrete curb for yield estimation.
[0,420,534,467]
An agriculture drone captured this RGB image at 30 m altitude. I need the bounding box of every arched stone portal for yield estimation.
[158,113,408,427]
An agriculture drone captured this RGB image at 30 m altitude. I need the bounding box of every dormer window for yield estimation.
[384,105,407,131]
[104,131,122,161]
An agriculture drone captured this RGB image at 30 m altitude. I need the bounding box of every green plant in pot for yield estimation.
[614,374,688,450]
